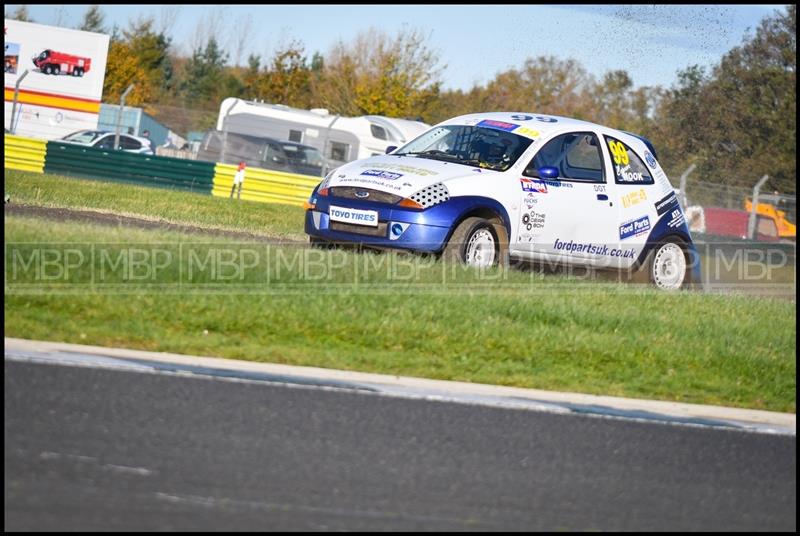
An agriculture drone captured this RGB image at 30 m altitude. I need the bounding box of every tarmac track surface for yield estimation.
[4,360,796,531]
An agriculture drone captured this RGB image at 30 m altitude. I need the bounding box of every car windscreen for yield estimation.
[62,131,104,144]
[394,124,533,172]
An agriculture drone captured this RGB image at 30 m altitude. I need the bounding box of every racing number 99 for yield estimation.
[608,140,629,166]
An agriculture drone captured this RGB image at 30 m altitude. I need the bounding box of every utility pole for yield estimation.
[678,163,696,210]
[321,115,340,175]
[10,69,30,134]
[219,99,239,165]
[114,84,135,151]
[747,174,769,240]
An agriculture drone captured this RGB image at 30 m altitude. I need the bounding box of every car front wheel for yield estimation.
[443,217,501,268]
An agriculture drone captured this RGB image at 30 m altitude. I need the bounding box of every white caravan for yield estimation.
[215,98,430,170]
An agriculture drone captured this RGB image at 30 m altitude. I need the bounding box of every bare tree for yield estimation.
[8,5,33,22]
[53,5,68,28]
[229,14,254,68]
[157,6,181,37]
[190,7,228,54]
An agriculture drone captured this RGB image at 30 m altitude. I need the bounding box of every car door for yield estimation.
[511,131,621,267]
[120,135,143,153]
[94,135,116,150]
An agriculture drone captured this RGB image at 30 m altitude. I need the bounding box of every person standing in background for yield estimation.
[230,161,246,199]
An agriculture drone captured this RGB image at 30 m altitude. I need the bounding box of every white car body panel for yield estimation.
[312,112,686,272]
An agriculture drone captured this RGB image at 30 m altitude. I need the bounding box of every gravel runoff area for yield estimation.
[4,203,304,244]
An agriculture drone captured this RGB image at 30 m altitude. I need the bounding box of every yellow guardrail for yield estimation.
[212,163,320,207]
[4,134,47,173]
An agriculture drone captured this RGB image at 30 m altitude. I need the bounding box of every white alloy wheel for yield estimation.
[465,228,496,268]
[652,242,687,290]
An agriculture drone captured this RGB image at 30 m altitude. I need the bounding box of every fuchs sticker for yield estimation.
[619,215,651,240]
[477,119,519,132]
[361,169,403,181]
[520,178,547,193]
[655,191,680,216]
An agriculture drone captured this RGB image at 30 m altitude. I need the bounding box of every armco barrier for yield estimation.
[212,163,320,207]
[4,134,47,173]
[44,141,215,194]
[5,135,320,205]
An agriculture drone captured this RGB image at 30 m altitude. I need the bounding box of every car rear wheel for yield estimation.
[648,239,689,290]
[443,217,501,268]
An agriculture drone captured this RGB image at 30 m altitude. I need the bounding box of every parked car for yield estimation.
[304,112,701,290]
[197,130,325,177]
[59,130,154,155]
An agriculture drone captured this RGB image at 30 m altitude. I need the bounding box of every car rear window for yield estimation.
[604,136,654,185]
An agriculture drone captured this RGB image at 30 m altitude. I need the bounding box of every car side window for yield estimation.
[120,136,141,151]
[523,132,605,183]
[604,136,654,184]
[265,144,287,165]
[95,135,115,149]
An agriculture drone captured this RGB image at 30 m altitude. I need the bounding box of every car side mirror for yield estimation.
[538,166,559,179]
[385,145,397,154]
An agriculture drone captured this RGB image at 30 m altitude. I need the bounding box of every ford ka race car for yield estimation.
[304,113,701,290]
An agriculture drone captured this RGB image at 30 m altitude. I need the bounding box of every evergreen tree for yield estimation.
[79,5,105,33]
[181,38,229,109]
[123,17,174,99]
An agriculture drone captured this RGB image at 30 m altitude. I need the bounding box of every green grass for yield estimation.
[5,169,308,240]
[5,215,796,413]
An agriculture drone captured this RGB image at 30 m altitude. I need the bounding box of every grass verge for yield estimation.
[5,168,308,240]
[5,214,796,413]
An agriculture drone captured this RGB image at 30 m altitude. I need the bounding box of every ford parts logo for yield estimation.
[354,190,370,199]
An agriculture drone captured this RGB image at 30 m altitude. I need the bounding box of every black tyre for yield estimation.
[43,65,52,74]
[442,217,501,268]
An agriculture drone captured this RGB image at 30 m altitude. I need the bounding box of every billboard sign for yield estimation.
[5,19,110,139]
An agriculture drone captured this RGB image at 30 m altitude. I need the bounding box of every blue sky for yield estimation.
[5,4,788,91]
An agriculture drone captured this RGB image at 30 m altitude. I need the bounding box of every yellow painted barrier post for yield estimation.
[212,163,321,207]
[3,134,47,173]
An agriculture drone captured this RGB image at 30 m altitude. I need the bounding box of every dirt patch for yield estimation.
[4,203,304,244]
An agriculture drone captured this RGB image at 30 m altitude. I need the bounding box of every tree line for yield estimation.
[6,5,796,193]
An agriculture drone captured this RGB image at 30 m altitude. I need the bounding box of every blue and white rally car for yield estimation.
[304,113,700,289]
